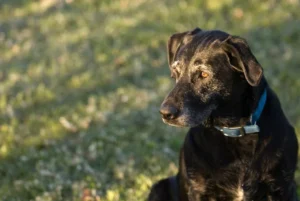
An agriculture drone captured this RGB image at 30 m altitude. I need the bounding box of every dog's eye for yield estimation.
[191,71,209,84]
[201,71,209,78]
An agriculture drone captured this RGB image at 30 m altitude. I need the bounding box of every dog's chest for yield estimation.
[187,169,247,201]
[184,133,260,201]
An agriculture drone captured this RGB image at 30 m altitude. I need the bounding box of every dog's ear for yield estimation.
[167,28,202,66]
[222,36,263,86]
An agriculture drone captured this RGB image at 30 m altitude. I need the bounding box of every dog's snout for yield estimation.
[160,104,179,120]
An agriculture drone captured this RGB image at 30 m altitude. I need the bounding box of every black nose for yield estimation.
[159,104,179,120]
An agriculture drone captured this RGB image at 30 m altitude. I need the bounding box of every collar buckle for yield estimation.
[215,126,245,137]
[215,124,260,137]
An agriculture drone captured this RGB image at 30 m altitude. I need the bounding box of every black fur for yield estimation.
[148,28,298,201]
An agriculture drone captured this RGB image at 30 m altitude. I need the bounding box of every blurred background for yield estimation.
[0,0,300,200]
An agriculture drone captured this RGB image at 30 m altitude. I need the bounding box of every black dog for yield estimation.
[147,28,298,201]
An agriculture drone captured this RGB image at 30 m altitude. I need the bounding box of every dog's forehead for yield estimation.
[174,30,230,65]
[193,30,229,46]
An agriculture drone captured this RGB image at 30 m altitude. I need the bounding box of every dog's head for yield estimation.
[160,28,263,127]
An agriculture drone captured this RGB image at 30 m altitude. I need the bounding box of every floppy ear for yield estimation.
[222,36,263,86]
[167,28,202,67]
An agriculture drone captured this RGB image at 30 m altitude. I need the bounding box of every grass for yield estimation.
[0,0,300,200]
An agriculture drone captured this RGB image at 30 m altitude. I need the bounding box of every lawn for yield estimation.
[0,0,300,200]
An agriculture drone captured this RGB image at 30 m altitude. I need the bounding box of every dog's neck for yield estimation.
[208,78,268,128]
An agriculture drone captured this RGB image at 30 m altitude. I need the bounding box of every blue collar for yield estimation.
[250,88,267,124]
[215,88,267,137]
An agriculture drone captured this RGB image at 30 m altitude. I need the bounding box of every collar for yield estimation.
[214,88,267,137]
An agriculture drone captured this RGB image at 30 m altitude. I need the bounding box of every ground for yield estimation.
[0,0,300,200]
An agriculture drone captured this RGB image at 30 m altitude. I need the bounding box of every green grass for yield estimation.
[0,0,300,200]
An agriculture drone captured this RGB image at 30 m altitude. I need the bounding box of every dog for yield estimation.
[147,28,299,201]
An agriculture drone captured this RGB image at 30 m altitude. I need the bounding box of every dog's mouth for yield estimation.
[161,115,191,127]
[161,114,204,128]
[161,105,217,127]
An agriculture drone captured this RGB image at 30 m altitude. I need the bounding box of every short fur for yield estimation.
[147,28,298,201]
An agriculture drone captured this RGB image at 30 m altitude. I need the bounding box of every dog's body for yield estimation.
[147,28,298,201]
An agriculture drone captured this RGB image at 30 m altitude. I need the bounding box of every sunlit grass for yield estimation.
[0,0,299,200]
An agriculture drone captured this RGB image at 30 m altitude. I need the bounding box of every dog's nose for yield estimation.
[159,104,179,120]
